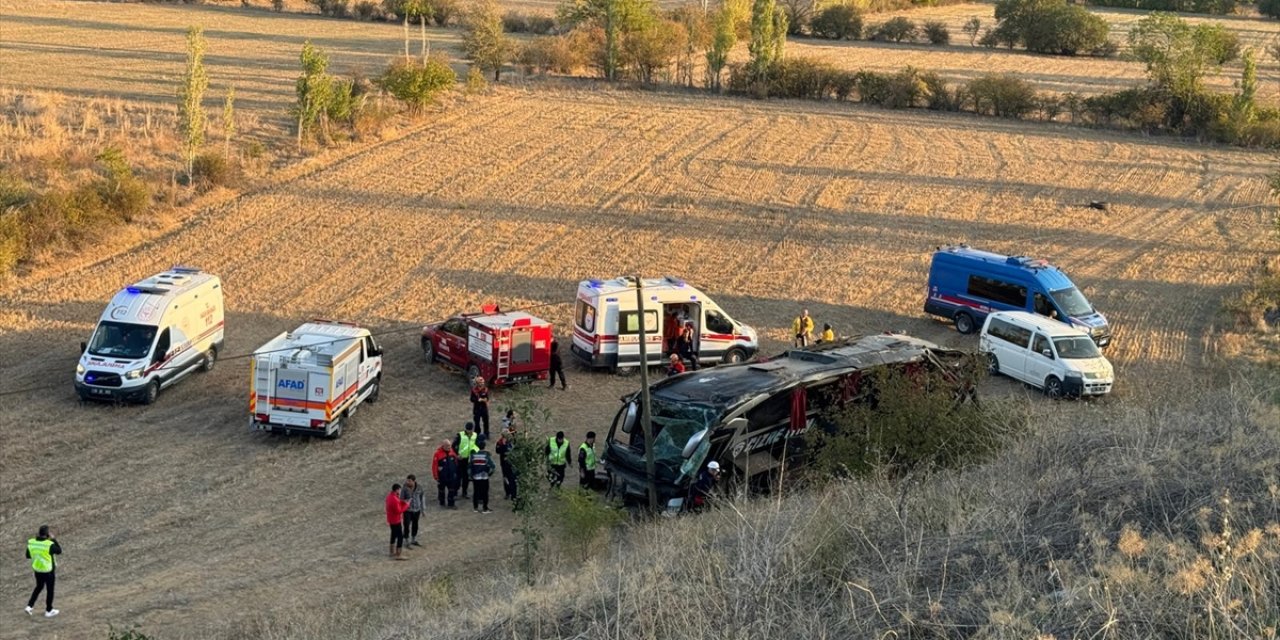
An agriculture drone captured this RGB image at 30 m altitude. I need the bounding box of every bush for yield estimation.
[922,20,949,45]
[503,11,557,34]
[967,74,1038,118]
[190,152,237,190]
[517,35,583,74]
[430,0,459,26]
[0,212,23,275]
[992,0,1111,56]
[810,4,862,40]
[1196,23,1239,64]
[550,490,624,561]
[921,71,963,110]
[307,0,350,18]
[1090,0,1240,13]
[272,0,284,10]
[874,17,917,42]
[378,56,457,112]
[353,0,380,19]
[1263,0,1280,17]
[853,67,928,108]
[769,57,840,99]
[94,147,149,222]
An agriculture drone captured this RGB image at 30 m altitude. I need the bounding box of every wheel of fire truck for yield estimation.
[200,347,217,373]
[367,374,381,403]
[723,348,747,365]
[466,363,483,385]
[142,379,160,405]
[422,337,435,363]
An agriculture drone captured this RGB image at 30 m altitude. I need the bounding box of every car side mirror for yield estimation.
[1041,349,1053,359]
[80,341,87,354]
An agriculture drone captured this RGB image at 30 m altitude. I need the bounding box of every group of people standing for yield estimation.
[382,408,605,559]
[664,305,701,373]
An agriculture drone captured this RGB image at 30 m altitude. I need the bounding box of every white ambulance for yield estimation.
[76,267,225,404]
[250,321,383,439]
[571,276,758,370]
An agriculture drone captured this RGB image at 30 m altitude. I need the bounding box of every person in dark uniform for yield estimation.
[470,379,491,436]
[469,437,496,513]
[548,340,567,390]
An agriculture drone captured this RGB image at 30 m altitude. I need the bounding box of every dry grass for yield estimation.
[0,87,1275,638]
[787,4,1280,99]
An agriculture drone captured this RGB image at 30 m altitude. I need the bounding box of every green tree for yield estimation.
[178,25,209,182]
[705,6,736,90]
[623,18,685,84]
[1128,13,1232,98]
[670,5,710,88]
[810,4,862,40]
[962,16,981,46]
[748,0,786,82]
[386,0,434,59]
[379,55,457,112]
[1235,48,1257,123]
[559,0,658,80]
[295,41,335,146]
[462,0,515,80]
[221,85,236,161]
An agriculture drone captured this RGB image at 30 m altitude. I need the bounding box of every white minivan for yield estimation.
[979,311,1113,398]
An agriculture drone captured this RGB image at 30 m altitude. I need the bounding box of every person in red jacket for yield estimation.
[385,483,410,560]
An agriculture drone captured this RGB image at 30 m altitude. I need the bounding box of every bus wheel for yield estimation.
[954,312,976,335]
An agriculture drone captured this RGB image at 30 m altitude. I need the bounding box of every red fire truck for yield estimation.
[421,305,554,386]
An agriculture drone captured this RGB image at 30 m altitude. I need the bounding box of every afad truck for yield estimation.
[76,267,224,404]
[250,321,383,439]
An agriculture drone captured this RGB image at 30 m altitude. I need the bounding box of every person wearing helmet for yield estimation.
[688,461,722,513]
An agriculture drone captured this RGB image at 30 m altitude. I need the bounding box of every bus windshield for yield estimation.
[87,321,157,360]
[649,399,718,467]
[1050,287,1094,318]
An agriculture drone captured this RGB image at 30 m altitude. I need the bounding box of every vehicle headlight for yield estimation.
[125,367,145,380]
[1084,371,1104,380]
[76,363,85,376]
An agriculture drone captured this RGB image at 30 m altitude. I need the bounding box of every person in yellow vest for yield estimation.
[578,431,599,490]
[546,431,569,488]
[819,323,835,344]
[453,422,479,499]
[25,524,61,618]
[792,310,815,347]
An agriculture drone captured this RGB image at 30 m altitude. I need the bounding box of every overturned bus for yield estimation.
[601,333,974,511]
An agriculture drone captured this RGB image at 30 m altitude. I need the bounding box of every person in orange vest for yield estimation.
[24,525,61,618]
[385,483,410,560]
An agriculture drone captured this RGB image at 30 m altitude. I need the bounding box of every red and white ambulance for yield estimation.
[571,276,758,370]
[421,305,554,386]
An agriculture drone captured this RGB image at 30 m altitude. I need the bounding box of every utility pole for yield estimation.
[634,275,658,511]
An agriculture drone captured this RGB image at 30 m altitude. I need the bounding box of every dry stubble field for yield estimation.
[0,85,1275,638]
[1,1,1279,638]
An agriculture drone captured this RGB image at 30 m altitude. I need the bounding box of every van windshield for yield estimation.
[1053,337,1100,359]
[87,321,157,359]
[1050,287,1094,318]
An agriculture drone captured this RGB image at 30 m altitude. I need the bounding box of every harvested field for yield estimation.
[0,85,1275,638]
[788,4,1280,99]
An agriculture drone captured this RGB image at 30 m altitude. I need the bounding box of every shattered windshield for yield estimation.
[649,399,718,468]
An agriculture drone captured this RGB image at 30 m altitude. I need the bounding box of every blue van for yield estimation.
[924,245,1111,347]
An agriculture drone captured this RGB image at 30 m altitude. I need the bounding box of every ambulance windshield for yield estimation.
[88,321,157,360]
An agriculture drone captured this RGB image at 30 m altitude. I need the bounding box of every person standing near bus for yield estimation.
[578,431,599,490]
[24,525,61,618]
[792,310,814,347]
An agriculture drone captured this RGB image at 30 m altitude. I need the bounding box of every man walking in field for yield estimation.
[546,431,569,489]
[454,422,479,499]
[469,437,496,514]
[24,525,61,618]
[432,440,460,509]
[471,378,491,436]
[400,475,425,547]
[385,483,410,560]
[548,340,567,390]
[792,309,814,348]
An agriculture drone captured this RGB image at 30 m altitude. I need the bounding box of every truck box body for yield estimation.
[75,267,224,404]
[251,321,382,438]
[422,306,553,386]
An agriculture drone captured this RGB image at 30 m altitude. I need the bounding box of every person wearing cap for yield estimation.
[454,423,480,499]
[24,525,61,618]
[688,461,722,513]
[578,431,599,490]
[469,436,496,513]
[666,353,686,377]
[546,431,569,489]
[470,378,491,436]
[432,440,460,508]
